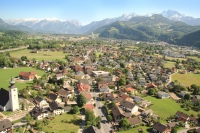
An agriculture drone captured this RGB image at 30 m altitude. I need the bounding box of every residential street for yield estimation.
[92,92,112,133]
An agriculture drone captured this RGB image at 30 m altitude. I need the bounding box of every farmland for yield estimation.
[172,73,200,87]
[10,49,67,61]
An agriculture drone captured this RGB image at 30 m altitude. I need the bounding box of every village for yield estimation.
[0,38,200,133]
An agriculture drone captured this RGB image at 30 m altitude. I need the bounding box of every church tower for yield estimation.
[9,77,19,111]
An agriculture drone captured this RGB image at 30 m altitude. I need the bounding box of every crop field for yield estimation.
[0,67,45,90]
[10,49,67,61]
[144,96,199,119]
[172,73,200,87]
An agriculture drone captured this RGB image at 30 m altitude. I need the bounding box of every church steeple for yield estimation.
[9,77,15,86]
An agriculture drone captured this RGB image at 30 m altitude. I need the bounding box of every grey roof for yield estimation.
[79,79,90,85]
[49,102,63,111]
[0,119,12,131]
[120,100,136,109]
[34,96,44,103]
[0,88,9,107]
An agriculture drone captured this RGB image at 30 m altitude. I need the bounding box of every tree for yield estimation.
[184,94,191,100]
[193,87,200,95]
[119,118,131,130]
[71,106,79,114]
[120,62,125,68]
[77,94,86,107]
[118,77,126,86]
[148,88,156,95]
[107,115,113,122]
[85,110,96,126]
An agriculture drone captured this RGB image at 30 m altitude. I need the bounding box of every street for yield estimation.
[92,92,112,133]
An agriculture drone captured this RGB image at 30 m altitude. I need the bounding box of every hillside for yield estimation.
[177,30,200,48]
[96,15,200,46]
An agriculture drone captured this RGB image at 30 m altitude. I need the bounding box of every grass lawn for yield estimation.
[172,73,200,87]
[0,67,45,90]
[166,57,187,61]
[42,113,80,133]
[163,61,175,69]
[118,126,152,133]
[144,96,199,119]
[187,56,200,62]
[10,49,67,61]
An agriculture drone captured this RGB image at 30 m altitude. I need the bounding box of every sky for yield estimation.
[0,0,200,25]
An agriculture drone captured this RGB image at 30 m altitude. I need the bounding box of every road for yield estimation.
[92,92,112,133]
[0,46,28,53]
[177,127,199,133]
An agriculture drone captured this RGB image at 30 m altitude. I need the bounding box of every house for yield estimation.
[119,100,138,114]
[180,91,188,98]
[0,119,12,133]
[157,91,170,99]
[57,89,71,102]
[126,87,138,94]
[176,111,189,123]
[84,126,102,133]
[141,109,153,117]
[74,71,85,80]
[80,91,92,102]
[98,82,109,92]
[84,104,94,111]
[102,92,114,101]
[34,96,48,107]
[77,83,90,93]
[152,122,170,133]
[55,73,65,80]
[19,71,37,80]
[189,116,198,125]
[111,106,125,122]
[79,79,91,85]
[146,83,157,89]
[49,102,64,115]
[128,117,141,127]
[46,93,58,103]
[187,67,195,72]
[118,92,130,101]
[31,106,48,120]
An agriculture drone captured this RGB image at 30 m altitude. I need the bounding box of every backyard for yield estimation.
[172,73,200,87]
[118,126,152,133]
[163,61,175,69]
[42,113,80,133]
[143,96,199,119]
[10,49,67,61]
[0,67,45,90]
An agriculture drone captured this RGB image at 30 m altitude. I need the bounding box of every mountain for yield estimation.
[161,10,200,26]
[5,19,82,34]
[80,13,138,34]
[176,30,200,48]
[0,18,31,31]
[96,14,200,45]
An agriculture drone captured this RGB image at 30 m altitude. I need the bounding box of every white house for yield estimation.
[34,96,48,108]
[120,100,138,114]
[49,102,64,115]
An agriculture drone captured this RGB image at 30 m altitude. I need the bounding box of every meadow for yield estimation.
[144,96,199,119]
[0,67,45,90]
[10,49,67,61]
[42,113,80,133]
[163,61,175,69]
[172,73,200,87]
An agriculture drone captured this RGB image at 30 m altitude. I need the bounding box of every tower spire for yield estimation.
[9,76,15,85]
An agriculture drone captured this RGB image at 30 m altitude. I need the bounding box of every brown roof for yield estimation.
[128,117,141,126]
[84,104,94,110]
[111,106,124,118]
[57,89,70,97]
[0,119,12,131]
[153,122,169,133]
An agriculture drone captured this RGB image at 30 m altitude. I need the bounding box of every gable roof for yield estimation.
[57,89,70,97]
[84,104,94,110]
[79,79,90,85]
[49,102,63,111]
[46,93,57,101]
[0,88,9,107]
[120,100,136,109]
[153,122,168,133]
[34,96,44,104]
[0,119,12,131]
[112,106,124,118]
[128,117,141,126]
[84,126,102,133]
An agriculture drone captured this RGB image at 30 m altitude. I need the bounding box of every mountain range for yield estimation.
[2,10,200,34]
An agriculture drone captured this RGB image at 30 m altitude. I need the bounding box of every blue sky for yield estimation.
[0,0,199,25]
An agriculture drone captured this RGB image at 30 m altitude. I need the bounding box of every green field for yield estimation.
[163,61,175,69]
[0,67,45,90]
[10,49,67,61]
[144,96,199,119]
[166,56,187,61]
[42,113,80,133]
[118,126,152,133]
[172,73,200,87]
[188,56,200,62]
